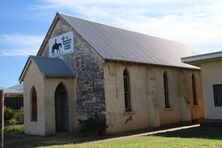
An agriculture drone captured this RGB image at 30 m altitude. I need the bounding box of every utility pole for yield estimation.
[0,90,4,148]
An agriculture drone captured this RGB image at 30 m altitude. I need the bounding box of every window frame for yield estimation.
[213,84,222,107]
[163,71,170,108]
[123,68,132,112]
[31,87,37,122]
[192,74,198,105]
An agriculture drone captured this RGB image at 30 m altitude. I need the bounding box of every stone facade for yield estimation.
[41,18,106,123]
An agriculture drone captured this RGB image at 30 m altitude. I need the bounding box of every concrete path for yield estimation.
[98,124,200,142]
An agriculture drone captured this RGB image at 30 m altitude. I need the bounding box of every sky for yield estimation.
[0,0,222,88]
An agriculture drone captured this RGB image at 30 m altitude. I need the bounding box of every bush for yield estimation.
[78,114,108,136]
[4,107,24,125]
[8,118,16,125]
[4,107,15,121]
[15,108,24,124]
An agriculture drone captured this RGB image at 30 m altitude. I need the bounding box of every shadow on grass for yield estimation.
[4,132,110,148]
[154,125,222,140]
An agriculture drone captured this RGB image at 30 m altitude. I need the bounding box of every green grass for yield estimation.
[4,124,24,134]
[4,124,24,141]
[42,136,222,148]
[4,125,222,148]
[42,126,222,148]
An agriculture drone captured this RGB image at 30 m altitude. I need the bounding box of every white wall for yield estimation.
[23,61,46,136]
[201,60,222,119]
[23,60,76,136]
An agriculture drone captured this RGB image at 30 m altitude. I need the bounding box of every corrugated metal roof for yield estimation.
[5,84,23,94]
[59,13,198,69]
[182,51,222,66]
[30,56,75,78]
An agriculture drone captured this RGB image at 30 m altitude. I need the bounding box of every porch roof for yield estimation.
[19,56,75,82]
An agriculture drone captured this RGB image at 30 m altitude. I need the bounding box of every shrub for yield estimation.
[4,107,15,121]
[78,114,108,135]
[15,108,24,124]
[8,118,16,125]
[4,107,24,125]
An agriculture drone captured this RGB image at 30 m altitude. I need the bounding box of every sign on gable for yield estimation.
[49,32,74,57]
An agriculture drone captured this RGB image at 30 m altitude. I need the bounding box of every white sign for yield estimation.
[49,32,74,57]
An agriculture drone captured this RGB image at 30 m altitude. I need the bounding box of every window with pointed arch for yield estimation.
[192,74,198,105]
[123,68,131,111]
[31,87,37,122]
[163,71,170,108]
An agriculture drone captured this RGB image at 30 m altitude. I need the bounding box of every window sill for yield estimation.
[123,111,135,115]
[164,107,173,111]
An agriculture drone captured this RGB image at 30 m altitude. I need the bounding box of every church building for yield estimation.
[19,12,205,136]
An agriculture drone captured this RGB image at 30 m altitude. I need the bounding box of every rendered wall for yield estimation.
[104,61,204,134]
[44,78,76,135]
[201,60,222,119]
[23,61,45,135]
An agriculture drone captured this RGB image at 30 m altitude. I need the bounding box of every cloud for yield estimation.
[0,34,44,56]
[33,0,222,53]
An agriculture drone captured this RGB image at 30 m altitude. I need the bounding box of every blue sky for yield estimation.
[0,0,222,88]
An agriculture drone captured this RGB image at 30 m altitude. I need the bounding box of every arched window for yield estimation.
[123,69,131,111]
[163,71,170,108]
[31,87,37,122]
[192,74,197,105]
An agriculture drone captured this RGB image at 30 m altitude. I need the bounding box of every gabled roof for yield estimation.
[19,56,75,82]
[36,12,199,69]
[182,51,222,66]
[5,84,23,94]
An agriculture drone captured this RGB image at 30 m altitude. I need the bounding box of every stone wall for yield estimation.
[41,17,106,123]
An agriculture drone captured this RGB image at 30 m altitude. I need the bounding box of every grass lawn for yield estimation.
[4,124,24,141]
[4,124,222,148]
[5,124,24,133]
[42,126,222,148]
[46,136,222,148]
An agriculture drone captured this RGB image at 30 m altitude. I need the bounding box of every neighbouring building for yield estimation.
[182,51,222,120]
[4,84,23,110]
[19,12,205,136]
